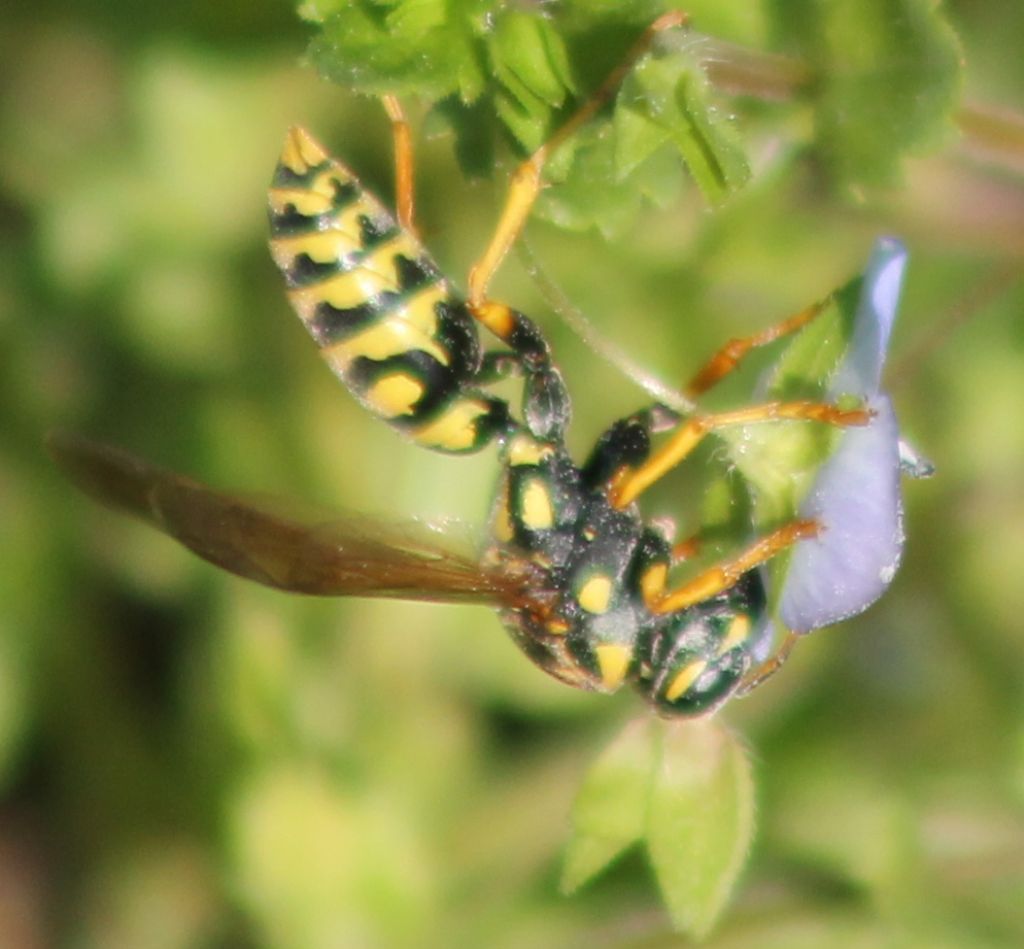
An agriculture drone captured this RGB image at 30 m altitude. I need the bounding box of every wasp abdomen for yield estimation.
[269,127,509,454]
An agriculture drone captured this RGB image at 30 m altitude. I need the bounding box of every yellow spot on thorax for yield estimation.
[363,373,424,418]
[520,477,554,530]
[595,644,632,691]
[664,659,708,703]
[718,615,751,655]
[413,399,489,451]
[577,575,613,614]
[508,434,552,467]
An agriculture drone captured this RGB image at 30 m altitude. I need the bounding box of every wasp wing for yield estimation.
[48,431,528,606]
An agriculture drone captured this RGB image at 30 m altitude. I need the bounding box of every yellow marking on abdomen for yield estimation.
[330,316,449,367]
[269,186,334,217]
[595,644,632,691]
[400,285,446,335]
[520,477,554,530]
[577,575,613,615]
[323,200,380,247]
[287,269,393,322]
[310,167,358,202]
[664,660,708,703]
[269,230,354,272]
[718,615,752,655]
[413,399,490,452]
[280,126,329,176]
[269,178,370,241]
[359,233,424,283]
[363,373,425,418]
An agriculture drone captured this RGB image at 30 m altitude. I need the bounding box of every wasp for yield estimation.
[51,13,870,716]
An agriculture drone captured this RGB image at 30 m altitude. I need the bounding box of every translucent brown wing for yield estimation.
[48,431,531,606]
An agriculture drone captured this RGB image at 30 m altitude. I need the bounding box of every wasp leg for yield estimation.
[466,11,688,320]
[734,630,801,697]
[579,404,686,492]
[463,13,688,441]
[685,297,830,398]
[643,519,820,614]
[610,400,872,509]
[381,94,417,237]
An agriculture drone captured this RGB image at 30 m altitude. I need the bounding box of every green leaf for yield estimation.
[562,0,666,24]
[535,132,641,236]
[645,719,755,939]
[613,102,671,180]
[302,3,754,233]
[385,0,446,35]
[489,11,575,109]
[617,41,750,204]
[561,717,656,893]
[771,0,963,188]
[485,12,577,152]
[717,278,861,529]
[306,0,483,100]
[763,280,861,403]
[427,97,497,179]
[671,70,752,202]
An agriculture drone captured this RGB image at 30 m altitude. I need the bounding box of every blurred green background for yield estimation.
[2,1,1023,946]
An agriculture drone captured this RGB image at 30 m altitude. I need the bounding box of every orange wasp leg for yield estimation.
[735,629,801,697]
[466,11,690,345]
[684,296,831,399]
[646,519,820,615]
[381,94,417,237]
[610,400,872,510]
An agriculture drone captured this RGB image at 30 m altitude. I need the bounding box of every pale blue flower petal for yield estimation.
[830,237,906,398]
[780,395,904,630]
[778,238,911,632]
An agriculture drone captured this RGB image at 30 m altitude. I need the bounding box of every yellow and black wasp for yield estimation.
[51,13,869,716]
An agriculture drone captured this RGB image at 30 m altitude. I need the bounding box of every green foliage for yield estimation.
[616,45,751,202]
[301,0,963,231]
[720,279,861,527]
[564,717,754,939]
[302,0,490,102]
[304,1,755,232]
[4,0,1024,945]
[768,0,963,188]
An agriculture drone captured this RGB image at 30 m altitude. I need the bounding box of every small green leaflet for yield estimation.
[770,0,963,189]
[615,42,751,204]
[563,716,755,938]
